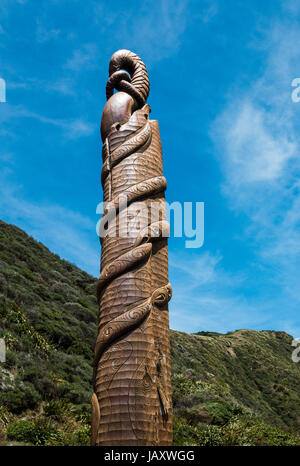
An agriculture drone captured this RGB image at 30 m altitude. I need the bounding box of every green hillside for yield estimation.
[0,220,299,446]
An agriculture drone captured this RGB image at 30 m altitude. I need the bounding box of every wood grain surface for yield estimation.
[92,50,173,446]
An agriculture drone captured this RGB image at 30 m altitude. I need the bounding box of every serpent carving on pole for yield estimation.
[92,50,173,446]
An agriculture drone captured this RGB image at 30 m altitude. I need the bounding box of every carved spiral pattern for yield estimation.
[92,50,172,446]
[106,49,150,107]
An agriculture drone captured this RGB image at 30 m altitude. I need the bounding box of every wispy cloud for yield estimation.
[216,99,295,185]
[210,7,300,336]
[47,78,75,96]
[0,104,95,139]
[170,251,222,286]
[36,19,60,43]
[0,171,99,276]
[92,0,193,63]
[201,3,218,23]
[169,251,264,333]
[65,43,98,71]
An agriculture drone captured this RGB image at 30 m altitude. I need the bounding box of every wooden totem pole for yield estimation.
[92,50,173,446]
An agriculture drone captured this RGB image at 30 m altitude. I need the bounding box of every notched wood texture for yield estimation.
[92,50,173,446]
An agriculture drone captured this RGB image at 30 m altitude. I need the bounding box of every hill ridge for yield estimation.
[0,219,299,446]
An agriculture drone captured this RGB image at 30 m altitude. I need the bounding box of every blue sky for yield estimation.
[0,0,300,336]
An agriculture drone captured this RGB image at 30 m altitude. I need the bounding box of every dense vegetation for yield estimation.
[0,220,299,446]
[171,330,300,445]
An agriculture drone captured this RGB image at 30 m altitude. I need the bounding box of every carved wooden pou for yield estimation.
[92,50,173,446]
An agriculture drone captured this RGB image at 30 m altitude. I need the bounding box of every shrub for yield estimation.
[3,350,17,368]
[7,420,36,444]
[7,419,61,445]
[0,384,41,413]
[204,401,245,426]
[173,417,199,446]
[74,426,90,446]
[44,400,72,421]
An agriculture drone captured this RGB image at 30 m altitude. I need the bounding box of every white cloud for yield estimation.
[169,249,299,336]
[202,3,218,23]
[63,118,95,139]
[210,8,300,335]
[219,99,295,184]
[65,43,98,71]
[170,251,222,285]
[0,104,95,139]
[0,172,99,276]
[169,251,265,333]
[213,10,300,190]
[36,20,60,43]
[92,0,216,63]
[47,78,75,96]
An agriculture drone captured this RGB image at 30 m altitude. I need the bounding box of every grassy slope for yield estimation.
[171,330,300,445]
[0,220,299,446]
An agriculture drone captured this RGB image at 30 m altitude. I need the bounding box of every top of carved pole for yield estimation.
[101,50,150,142]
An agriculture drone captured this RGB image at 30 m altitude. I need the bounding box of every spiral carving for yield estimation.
[92,50,173,446]
[106,49,150,106]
